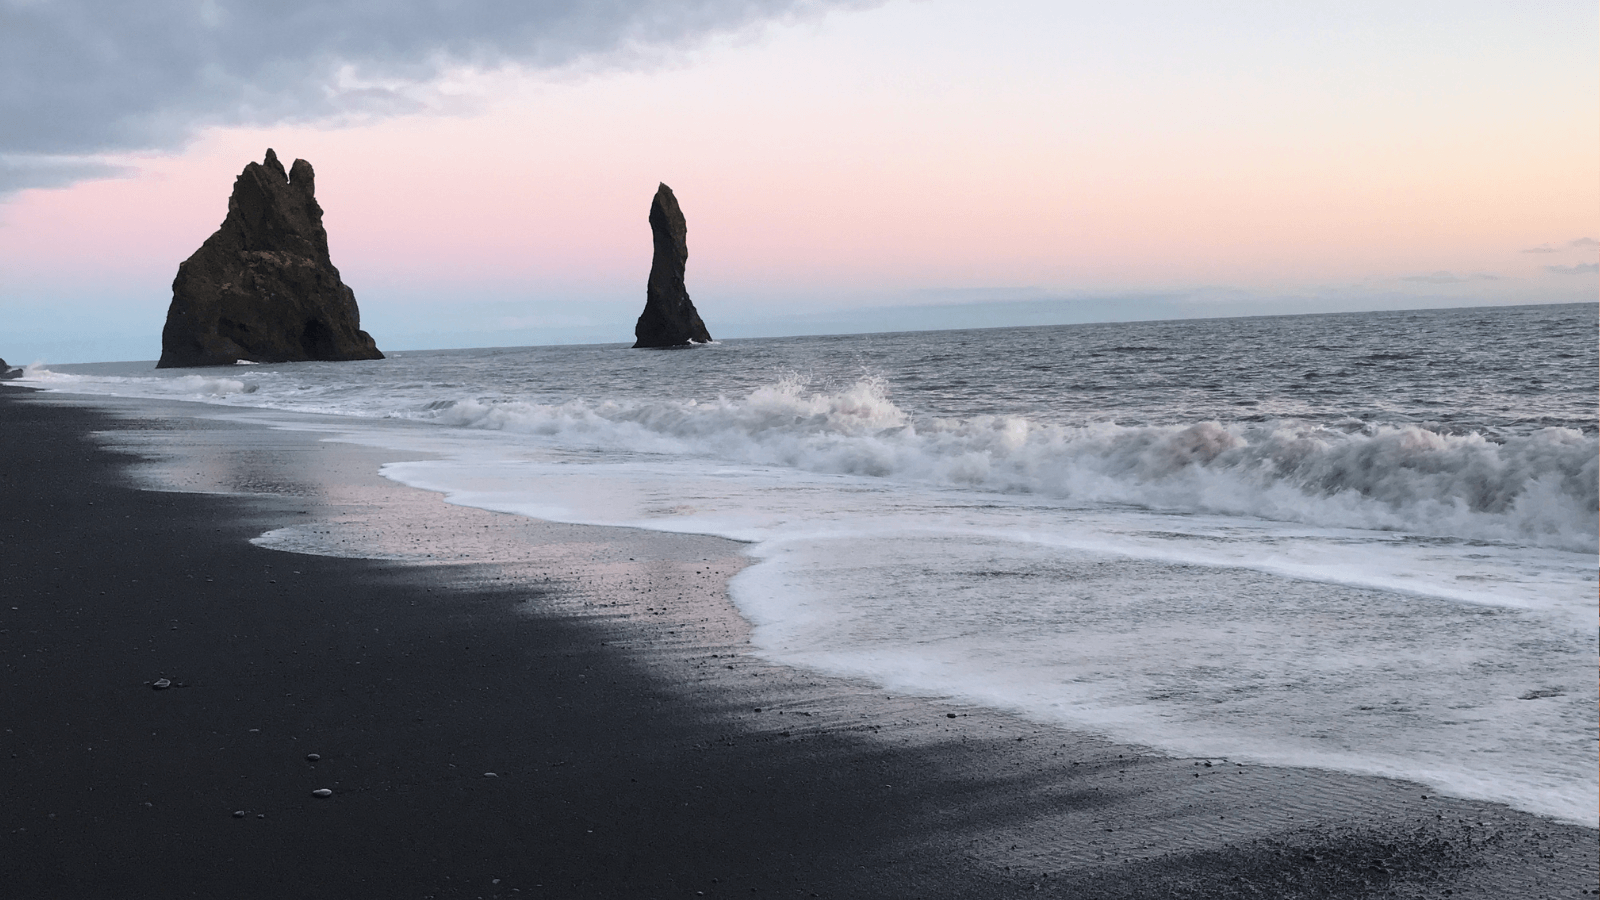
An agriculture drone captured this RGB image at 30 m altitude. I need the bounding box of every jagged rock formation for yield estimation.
[633,183,711,348]
[0,357,19,380]
[157,149,383,368]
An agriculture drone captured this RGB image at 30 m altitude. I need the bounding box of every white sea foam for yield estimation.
[368,449,1597,826]
[19,361,1597,558]
[417,376,1597,552]
[732,531,1599,826]
[19,366,259,398]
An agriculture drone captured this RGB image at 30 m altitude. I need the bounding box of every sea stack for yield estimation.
[157,149,383,368]
[633,183,711,348]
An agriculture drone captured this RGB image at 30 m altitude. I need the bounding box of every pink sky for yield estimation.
[2,0,1595,361]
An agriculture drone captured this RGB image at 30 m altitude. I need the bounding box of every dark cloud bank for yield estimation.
[0,0,858,195]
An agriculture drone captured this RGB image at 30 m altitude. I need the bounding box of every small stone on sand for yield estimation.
[312,788,333,798]
[306,753,320,761]
[232,810,246,818]
[151,678,171,690]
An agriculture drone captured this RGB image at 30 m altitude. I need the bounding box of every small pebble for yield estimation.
[945,712,956,719]
[151,678,171,690]
[483,772,498,778]
[312,788,333,798]
[305,753,320,762]
[232,810,246,818]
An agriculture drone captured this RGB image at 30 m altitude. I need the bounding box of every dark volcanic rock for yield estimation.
[0,357,18,380]
[633,183,711,348]
[157,149,383,368]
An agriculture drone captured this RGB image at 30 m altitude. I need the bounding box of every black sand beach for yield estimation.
[2,387,1594,899]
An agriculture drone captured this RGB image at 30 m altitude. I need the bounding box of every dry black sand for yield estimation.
[2,387,1594,899]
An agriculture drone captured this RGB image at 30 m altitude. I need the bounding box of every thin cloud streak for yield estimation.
[1400,271,1498,284]
[1521,237,1599,254]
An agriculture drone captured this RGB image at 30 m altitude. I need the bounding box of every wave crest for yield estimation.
[427,377,1600,551]
[19,367,258,397]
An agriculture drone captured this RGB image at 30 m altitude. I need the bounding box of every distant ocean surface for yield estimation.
[19,302,1599,826]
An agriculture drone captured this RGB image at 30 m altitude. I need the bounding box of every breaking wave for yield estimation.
[428,376,1599,551]
[18,366,259,397]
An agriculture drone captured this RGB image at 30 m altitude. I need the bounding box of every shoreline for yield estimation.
[3,386,1594,898]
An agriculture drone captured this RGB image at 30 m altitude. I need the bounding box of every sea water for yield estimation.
[17,302,1598,826]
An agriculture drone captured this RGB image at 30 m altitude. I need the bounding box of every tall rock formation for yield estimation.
[157,149,383,368]
[633,183,711,348]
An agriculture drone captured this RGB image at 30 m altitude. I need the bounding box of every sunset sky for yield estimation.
[2,0,1596,363]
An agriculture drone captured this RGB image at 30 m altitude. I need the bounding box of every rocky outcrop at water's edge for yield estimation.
[157,149,383,368]
[633,182,712,349]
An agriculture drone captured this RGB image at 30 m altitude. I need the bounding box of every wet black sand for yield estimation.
[2,387,1594,899]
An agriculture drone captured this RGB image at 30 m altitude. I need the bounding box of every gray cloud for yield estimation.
[0,0,862,195]
[1520,245,1560,254]
[1400,271,1498,284]
[1546,262,1599,275]
[0,155,137,193]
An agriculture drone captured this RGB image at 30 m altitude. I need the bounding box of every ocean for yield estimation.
[16,301,1598,826]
